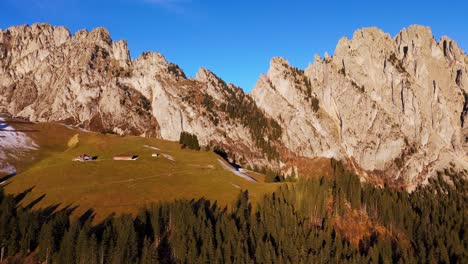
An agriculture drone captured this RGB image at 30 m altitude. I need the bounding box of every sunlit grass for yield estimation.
[5,123,281,220]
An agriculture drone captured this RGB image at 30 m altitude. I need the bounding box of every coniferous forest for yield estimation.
[0,161,466,263]
[178,132,201,151]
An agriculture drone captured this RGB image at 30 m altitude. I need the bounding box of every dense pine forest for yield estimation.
[0,160,466,263]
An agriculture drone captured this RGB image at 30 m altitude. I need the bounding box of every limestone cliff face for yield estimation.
[252,25,468,189]
[0,23,280,168]
[1,23,467,188]
[119,51,278,166]
[0,23,159,136]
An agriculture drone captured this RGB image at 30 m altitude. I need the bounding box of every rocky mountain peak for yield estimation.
[90,27,112,44]
[137,51,168,64]
[254,25,468,189]
[270,56,290,67]
[268,57,291,76]
[112,39,131,67]
[0,23,159,137]
[395,25,433,43]
[439,36,466,64]
[133,52,165,77]
[133,51,185,78]
[196,67,227,88]
[1,23,466,189]
[73,27,112,45]
[195,67,216,82]
[255,56,313,108]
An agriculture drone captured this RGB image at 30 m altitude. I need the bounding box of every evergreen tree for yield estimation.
[179,131,201,150]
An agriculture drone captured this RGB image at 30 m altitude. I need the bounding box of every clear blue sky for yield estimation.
[1,0,467,92]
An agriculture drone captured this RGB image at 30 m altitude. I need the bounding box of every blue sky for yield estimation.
[1,0,467,92]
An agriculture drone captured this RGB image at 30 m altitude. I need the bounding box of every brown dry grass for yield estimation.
[280,148,333,178]
[333,205,373,247]
[3,122,281,221]
[332,202,408,250]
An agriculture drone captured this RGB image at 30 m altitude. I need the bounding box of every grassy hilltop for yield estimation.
[3,122,279,220]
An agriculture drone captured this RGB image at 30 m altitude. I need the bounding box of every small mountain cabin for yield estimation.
[113,155,139,161]
[73,154,97,161]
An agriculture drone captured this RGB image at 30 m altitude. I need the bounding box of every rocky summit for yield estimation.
[1,23,467,189]
[252,26,468,189]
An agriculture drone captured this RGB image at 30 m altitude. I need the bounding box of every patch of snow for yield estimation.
[0,118,38,151]
[218,159,257,182]
[0,118,38,172]
[143,144,160,151]
[161,153,175,161]
[0,162,16,176]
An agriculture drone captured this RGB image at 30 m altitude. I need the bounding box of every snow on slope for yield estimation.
[218,159,257,182]
[0,118,38,174]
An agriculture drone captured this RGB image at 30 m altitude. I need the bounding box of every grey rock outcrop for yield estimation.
[0,23,159,136]
[252,25,468,189]
[0,23,280,168]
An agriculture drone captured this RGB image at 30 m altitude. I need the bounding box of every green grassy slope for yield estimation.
[3,123,280,220]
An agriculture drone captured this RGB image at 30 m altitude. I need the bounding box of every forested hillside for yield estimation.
[0,161,466,263]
